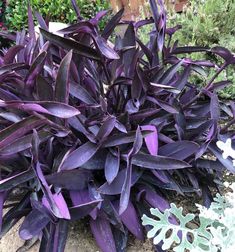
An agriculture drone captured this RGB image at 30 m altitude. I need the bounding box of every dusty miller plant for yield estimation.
[142,139,235,252]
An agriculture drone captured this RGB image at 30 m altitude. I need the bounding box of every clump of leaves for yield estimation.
[0,0,235,251]
[142,182,235,252]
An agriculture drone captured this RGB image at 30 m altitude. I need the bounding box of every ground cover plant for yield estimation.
[0,0,235,251]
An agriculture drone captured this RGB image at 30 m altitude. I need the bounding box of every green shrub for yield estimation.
[168,0,235,50]
[167,0,235,99]
[138,0,235,99]
[5,0,110,31]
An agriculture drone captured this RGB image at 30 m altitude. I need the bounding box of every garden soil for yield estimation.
[0,220,154,252]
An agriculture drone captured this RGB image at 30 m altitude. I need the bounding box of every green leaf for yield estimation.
[142,203,214,252]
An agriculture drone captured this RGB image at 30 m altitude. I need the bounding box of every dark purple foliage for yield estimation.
[0,0,235,251]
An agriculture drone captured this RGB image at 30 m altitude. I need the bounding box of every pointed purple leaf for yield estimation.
[19,209,50,240]
[105,151,120,184]
[55,50,73,104]
[61,142,99,170]
[113,200,144,240]
[90,217,117,252]
[141,125,158,156]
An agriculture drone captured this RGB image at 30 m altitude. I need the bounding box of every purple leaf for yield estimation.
[0,192,5,232]
[102,8,124,39]
[36,76,54,101]
[131,153,191,170]
[0,130,51,155]
[209,143,235,173]
[61,142,99,170]
[210,93,220,120]
[131,126,143,156]
[55,50,73,104]
[96,116,116,141]
[40,28,101,60]
[94,36,119,59]
[90,217,117,252]
[105,151,120,184]
[19,209,50,240]
[27,4,36,42]
[172,46,209,54]
[0,169,35,192]
[158,141,199,160]
[0,116,45,149]
[46,169,91,190]
[119,159,132,214]
[0,62,27,75]
[211,46,235,64]
[102,130,152,148]
[53,220,69,252]
[141,125,158,156]
[70,82,97,104]
[99,168,142,195]
[0,101,80,118]
[138,185,169,212]
[35,11,48,30]
[113,200,144,240]
[70,200,102,221]
[3,45,24,64]
[25,51,47,87]
[70,0,81,19]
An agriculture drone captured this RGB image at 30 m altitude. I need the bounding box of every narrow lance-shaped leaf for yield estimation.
[46,169,91,190]
[210,92,220,121]
[32,130,71,219]
[158,141,199,160]
[0,63,27,75]
[120,127,142,214]
[27,4,36,42]
[102,8,124,39]
[113,200,144,240]
[25,51,47,87]
[0,192,5,232]
[19,209,50,240]
[131,153,191,170]
[102,130,152,148]
[61,142,99,170]
[0,101,80,119]
[96,116,116,141]
[0,169,36,192]
[99,168,142,195]
[55,50,73,104]
[105,151,120,184]
[70,0,81,19]
[141,125,158,156]
[40,28,101,61]
[94,36,120,60]
[90,217,117,252]
[36,76,54,101]
[0,130,51,155]
[3,45,24,64]
[52,220,69,252]
[0,116,45,149]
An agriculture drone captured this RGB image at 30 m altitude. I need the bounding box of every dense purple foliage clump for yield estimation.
[0,0,235,251]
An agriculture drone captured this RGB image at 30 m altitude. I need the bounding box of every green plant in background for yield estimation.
[168,0,235,50]
[138,0,235,99]
[167,0,235,99]
[142,184,235,252]
[5,0,110,31]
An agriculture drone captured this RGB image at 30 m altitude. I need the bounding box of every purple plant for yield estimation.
[0,0,235,251]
